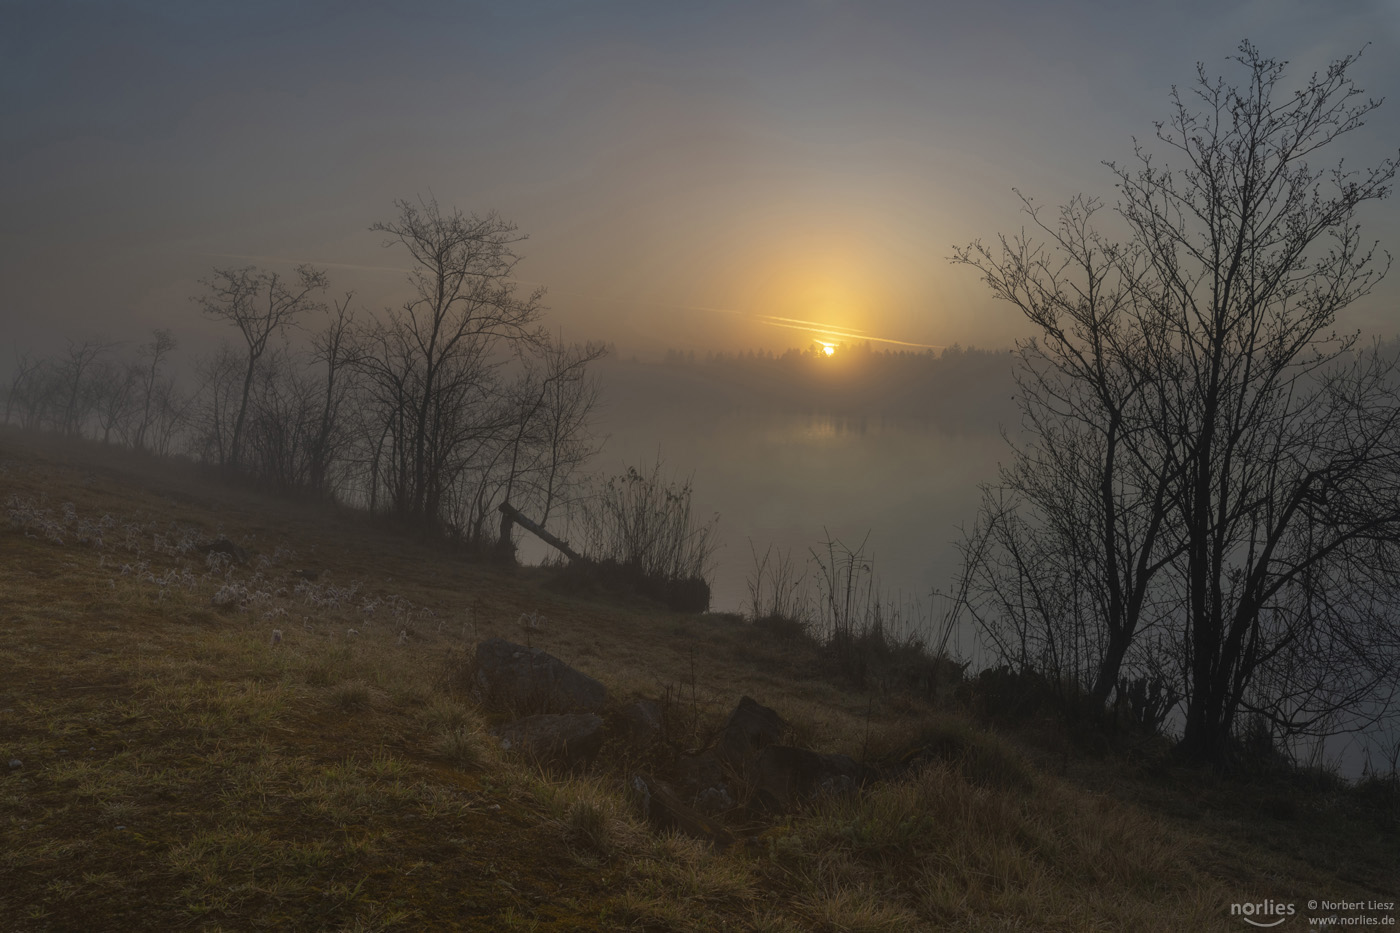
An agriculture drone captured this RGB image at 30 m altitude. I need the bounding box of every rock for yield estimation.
[494,713,604,770]
[673,749,735,812]
[715,696,787,769]
[676,750,728,799]
[628,773,733,846]
[751,745,868,811]
[473,638,608,714]
[695,785,733,815]
[618,699,664,747]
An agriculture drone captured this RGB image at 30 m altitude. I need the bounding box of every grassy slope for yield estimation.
[1,428,1395,932]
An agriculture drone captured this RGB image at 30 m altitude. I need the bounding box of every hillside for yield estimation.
[1,427,1396,932]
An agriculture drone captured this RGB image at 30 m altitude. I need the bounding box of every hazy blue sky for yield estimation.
[4,0,1399,358]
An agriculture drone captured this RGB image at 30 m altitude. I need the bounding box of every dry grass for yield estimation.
[1,427,1396,931]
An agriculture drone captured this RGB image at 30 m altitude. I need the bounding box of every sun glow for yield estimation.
[821,342,836,357]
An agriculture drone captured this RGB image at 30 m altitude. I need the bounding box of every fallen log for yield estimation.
[498,502,584,564]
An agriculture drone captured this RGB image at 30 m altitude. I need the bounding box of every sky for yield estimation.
[4,0,1400,361]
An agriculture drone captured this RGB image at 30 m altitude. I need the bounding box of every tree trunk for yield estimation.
[229,354,257,469]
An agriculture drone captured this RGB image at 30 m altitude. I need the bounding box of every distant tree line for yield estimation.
[5,332,187,455]
[662,340,1002,369]
[650,342,1018,425]
[2,198,606,549]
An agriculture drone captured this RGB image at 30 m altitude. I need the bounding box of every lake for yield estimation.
[527,357,1017,662]
[522,355,1396,774]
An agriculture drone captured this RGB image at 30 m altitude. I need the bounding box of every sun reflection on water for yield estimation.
[785,414,870,443]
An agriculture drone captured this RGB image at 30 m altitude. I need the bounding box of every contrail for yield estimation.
[681,304,943,350]
[745,312,868,335]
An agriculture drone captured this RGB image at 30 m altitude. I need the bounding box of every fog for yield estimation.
[7,2,1400,780]
[566,349,1018,628]
[6,3,1400,358]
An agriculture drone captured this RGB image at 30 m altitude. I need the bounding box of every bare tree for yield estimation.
[492,339,607,526]
[446,337,608,549]
[133,329,177,452]
[359,197,545,529]
[55,337,115,437]
[954,196,1183,708]
[955,42,1400,764]
[192,342,244,466]
[527,338,607,528]
[307,292,362,498]
[4,352,45,428]
[147,377,189,456]
[238,348,301,487]
[195,264,328,469]
[91,354,138,444]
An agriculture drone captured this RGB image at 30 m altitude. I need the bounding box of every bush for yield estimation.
[745,532,968,697]
[965,666,1055,725]
[575,457,719,612]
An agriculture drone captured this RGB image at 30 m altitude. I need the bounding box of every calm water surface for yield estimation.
[587,402,1008,636]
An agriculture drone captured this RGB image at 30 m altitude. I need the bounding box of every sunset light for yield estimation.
[3,7,1397,930]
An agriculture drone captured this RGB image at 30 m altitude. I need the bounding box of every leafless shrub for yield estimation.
[576,456,719,609]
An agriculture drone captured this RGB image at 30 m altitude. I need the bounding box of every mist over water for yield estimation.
[599,407,1003,618]
[519,354,1016,658]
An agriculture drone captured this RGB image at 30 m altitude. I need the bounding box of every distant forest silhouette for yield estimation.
[605,343,1019,430]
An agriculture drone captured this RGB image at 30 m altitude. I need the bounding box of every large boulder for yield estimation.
[751,745,868,811]
[715,696,787,769]
[628,773,733,846]
[676,750,728,799]
[473,638,608,714]
[495,713,604,770]
[617,698,665,747]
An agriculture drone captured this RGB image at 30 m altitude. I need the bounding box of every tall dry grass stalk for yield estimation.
[577,456,719,585]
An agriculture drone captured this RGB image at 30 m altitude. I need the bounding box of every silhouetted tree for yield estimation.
[91,353,138,444]
[4,352,47,429]
[241,348,320,489]
[955,194,1183,712]
[195,264,328,469]
[528,338,607,527]
[476,336,606,545]
[192,342,244,466]
[955,42,1400,765]
[55,337,114,437]
[358,197,544,529]
[133,329,177,452]
[307,292,362,497]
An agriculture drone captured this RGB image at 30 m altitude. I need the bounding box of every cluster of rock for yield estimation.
[471,638,873,843]
[473,637,608,768]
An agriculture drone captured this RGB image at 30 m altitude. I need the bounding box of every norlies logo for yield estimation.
[1231,900,1296,927]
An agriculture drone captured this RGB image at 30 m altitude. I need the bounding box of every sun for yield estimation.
[820,342,836,357]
